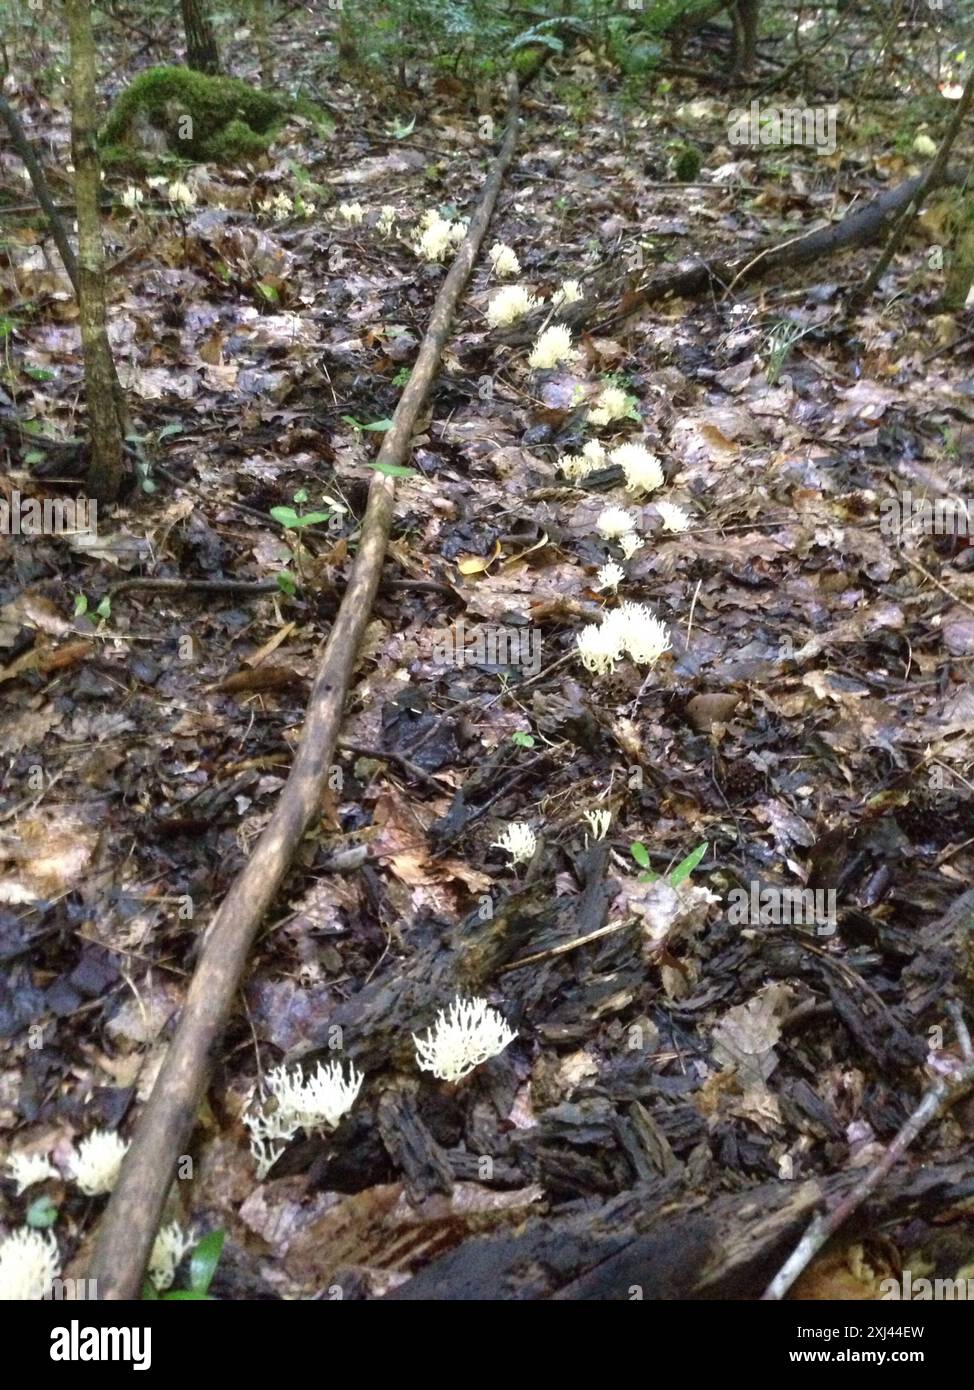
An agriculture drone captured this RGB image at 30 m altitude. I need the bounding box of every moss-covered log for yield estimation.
[100,65,329,165]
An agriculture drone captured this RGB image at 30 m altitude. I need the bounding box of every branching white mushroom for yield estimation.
[0,1228,59,1300]
[412,996,516,1082]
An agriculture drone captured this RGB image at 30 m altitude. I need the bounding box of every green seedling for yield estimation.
[631,841,708,886]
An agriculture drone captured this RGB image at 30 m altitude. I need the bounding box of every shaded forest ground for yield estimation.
[1,4,974,1299]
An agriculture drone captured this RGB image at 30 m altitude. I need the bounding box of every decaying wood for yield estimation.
[498,166,965,349]
[301,882,556,1073]
[382,1161,974,1300]
[764,1004,974,1299]
[87,76,526,1301]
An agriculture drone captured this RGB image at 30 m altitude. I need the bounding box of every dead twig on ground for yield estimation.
[763,1004,974,1300]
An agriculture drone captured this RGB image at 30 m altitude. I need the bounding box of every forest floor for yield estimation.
[1,12,974,1300]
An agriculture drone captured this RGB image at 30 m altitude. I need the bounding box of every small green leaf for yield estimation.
[341,414,364,430]
[23,450,45,466]
[668,842,708,887]
[276,571,297,596]
[161,1289,214,1300]
[257,281,279,302]
[362,418,394,432]
[293,488,309,505]
[630,841,650,870]
[512,731,535,748]
[157,423,184,440]
[26,1195,58,1229]
[73,594,88,617]
[372,461,415,478]
[189,1230,226,1296]
[271,505,331,530]
[95,597,112,620]
[25,366,54,382]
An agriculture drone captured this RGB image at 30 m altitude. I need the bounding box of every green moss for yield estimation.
[668,141,702,181]
[100,66,331,164]
[512,45,547,78]
[207,117,272,162]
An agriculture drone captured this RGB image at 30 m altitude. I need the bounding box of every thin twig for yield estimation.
[763,1015,974,1300]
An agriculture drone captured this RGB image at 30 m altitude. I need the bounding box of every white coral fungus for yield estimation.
[596,504,638,540]
[492,821,537,864]
[560,453,595,481]
[4,1151,58,1195]
[0,1228,59,1300]
[148,1223,195,1291]
[611,443,664,494]
[619,531,643,559]
[265,1059,363,1133]
[245,1059,363,1180]
[413,995,516,1082]
[609,603,672,666]
[576,602,671,674]
[594,561,625,592]
[583,808,612,840]
[258,191,294,220]
[416,215,455,261]
[488,242,520,277]
[553,278,583,309]
[167,180,196,209]
[560,440,607,481]
[487,284,540,328]
[337,201,365,224]
[576,620,623,675]
[528,324,577,369]
[71,1129,129,1196]
[656,501,692,533]
[588,385,632,427]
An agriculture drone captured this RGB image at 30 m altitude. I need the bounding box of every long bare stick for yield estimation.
[87,79,524,1302]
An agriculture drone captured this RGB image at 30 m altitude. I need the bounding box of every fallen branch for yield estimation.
[855,65,974,304]
[762,1003,974,1300]
[87,76,526,1302]
[499,166,965,347]
[383,1159,974,1300]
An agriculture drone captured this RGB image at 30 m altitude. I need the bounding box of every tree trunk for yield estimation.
[252,0,273,87]
[179,0,221,75]
[731,0,760,79]
[64,0,124,504]
[943,192,974,311]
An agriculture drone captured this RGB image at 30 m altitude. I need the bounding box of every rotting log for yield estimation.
[383,1161,974,1300]
[498,166,967,348]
